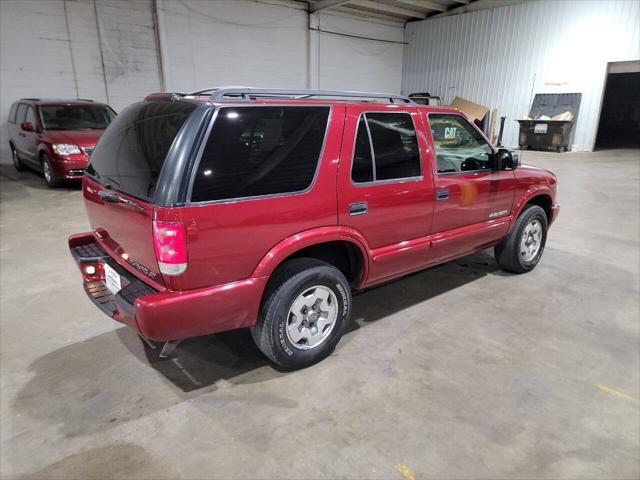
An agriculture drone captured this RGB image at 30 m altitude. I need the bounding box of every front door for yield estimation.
[425,113,516,264]
[338,104,435,285]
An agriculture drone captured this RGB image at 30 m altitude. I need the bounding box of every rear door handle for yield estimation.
[349,202,368,216]
[436,189,449,201]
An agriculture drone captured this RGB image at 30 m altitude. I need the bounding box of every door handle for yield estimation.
[436,189,449,201]
[349,202,368,216]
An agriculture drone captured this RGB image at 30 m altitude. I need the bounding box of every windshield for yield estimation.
[39,105,117,130]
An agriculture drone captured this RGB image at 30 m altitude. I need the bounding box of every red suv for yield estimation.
[8,98,116,187]
[69,87,559,369]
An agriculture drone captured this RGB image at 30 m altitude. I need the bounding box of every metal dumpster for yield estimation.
[517,93,581,152]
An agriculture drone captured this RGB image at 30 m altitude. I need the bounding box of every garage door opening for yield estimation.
[595,62,640,149]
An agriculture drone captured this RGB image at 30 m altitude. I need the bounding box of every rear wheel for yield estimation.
[11,145,26,171]
[251,258,352,369]
[495,205,548,273]
[41,154,61,188]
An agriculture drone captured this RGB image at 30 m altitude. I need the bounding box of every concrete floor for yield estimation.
[1,149,638,479]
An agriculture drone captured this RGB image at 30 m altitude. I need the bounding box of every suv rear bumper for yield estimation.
[69,232,268,341]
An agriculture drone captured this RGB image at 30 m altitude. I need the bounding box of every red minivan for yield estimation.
[8,99,116,187]
[69,87,558,369]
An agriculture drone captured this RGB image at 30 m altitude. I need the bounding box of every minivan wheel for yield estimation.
[251,258,352,369]
[11,145,26,171]
[41,154,61,188]
[495,205,548,273]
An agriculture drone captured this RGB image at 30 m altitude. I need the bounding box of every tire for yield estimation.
[495,205,548,274]
[41,154,62,188]
[251,258,352,369]
[11,144,26,172]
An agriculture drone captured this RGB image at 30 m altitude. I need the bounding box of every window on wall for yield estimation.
[191,106,330,202]
[429,114,493,174]
[351,112,421,183]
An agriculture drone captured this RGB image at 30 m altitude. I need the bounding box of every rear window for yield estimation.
[191,106,330,203]
[86,100,196,200]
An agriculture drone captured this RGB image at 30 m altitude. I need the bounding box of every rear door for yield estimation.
[13,104,33,165]
[425,113,516,263]
[337,104,435,285]
[22,105,39,163]
[83,100,198,288]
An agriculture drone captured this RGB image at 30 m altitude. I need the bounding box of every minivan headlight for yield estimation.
[52,144,81,155]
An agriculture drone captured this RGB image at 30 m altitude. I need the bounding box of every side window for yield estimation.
[16,104,27,124]
[351,116,374,183]
[191,106,330,202]
[25,106,35,125]
[8,103,17,124]
[429,114,493,174]
[351,112,421,183]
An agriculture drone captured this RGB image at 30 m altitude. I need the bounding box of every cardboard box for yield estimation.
[450,97,489,122]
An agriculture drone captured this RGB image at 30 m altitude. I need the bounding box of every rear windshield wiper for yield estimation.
[98,191,145,212]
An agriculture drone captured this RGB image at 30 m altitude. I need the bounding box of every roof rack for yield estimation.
[20,97,40,101]
[76,98,94,102]
[189,86,414,104]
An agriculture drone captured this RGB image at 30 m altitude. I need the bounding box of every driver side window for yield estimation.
[429,114,492,174]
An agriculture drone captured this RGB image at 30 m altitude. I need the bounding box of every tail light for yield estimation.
[153,220,187,275]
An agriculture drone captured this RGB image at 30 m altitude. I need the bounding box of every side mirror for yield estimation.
[20,122,33,132]
[494,148,519,170]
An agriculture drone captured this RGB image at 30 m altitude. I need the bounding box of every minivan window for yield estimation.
[191,106,330,203]
[351,112,421,183]
[86,100,196,200]
[25,106,35,126]
[40,105,116,130]
[8,103,17,123]
[16,104,27,124]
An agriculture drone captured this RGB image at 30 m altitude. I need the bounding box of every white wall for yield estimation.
[0,0,161,162]
[157,0,403,93]
[0,0,404,163]
[402,0,640,151]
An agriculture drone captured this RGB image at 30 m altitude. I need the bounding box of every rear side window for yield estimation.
[16,104,27,124]
[86,100,196,200]
[25,106,35,125]
[8,103,17,123]
[351,112,421,183]
[191,106,330,202]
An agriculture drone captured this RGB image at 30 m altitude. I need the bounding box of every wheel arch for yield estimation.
[252,227,370,289]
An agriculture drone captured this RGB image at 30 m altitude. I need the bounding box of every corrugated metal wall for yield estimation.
[402,0,640,151]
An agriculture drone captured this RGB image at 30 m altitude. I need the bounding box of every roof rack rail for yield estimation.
[20,97,40,101]
[76,98,94,102]
[144,92,186,101]
[189,86,414,104]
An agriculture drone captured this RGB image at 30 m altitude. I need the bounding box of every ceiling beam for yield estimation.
[394,0,448,12]
[335,5,407,23]
[347,0,427,18]
[309,0,352,12]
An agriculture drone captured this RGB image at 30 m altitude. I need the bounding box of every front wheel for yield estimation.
[41,154,62,188]
[11,145,26,171]
[251,258,352,369]
[495,205,548,273]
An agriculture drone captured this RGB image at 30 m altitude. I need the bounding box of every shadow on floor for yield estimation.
[11,250,503,436]
[0,163,82,194]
